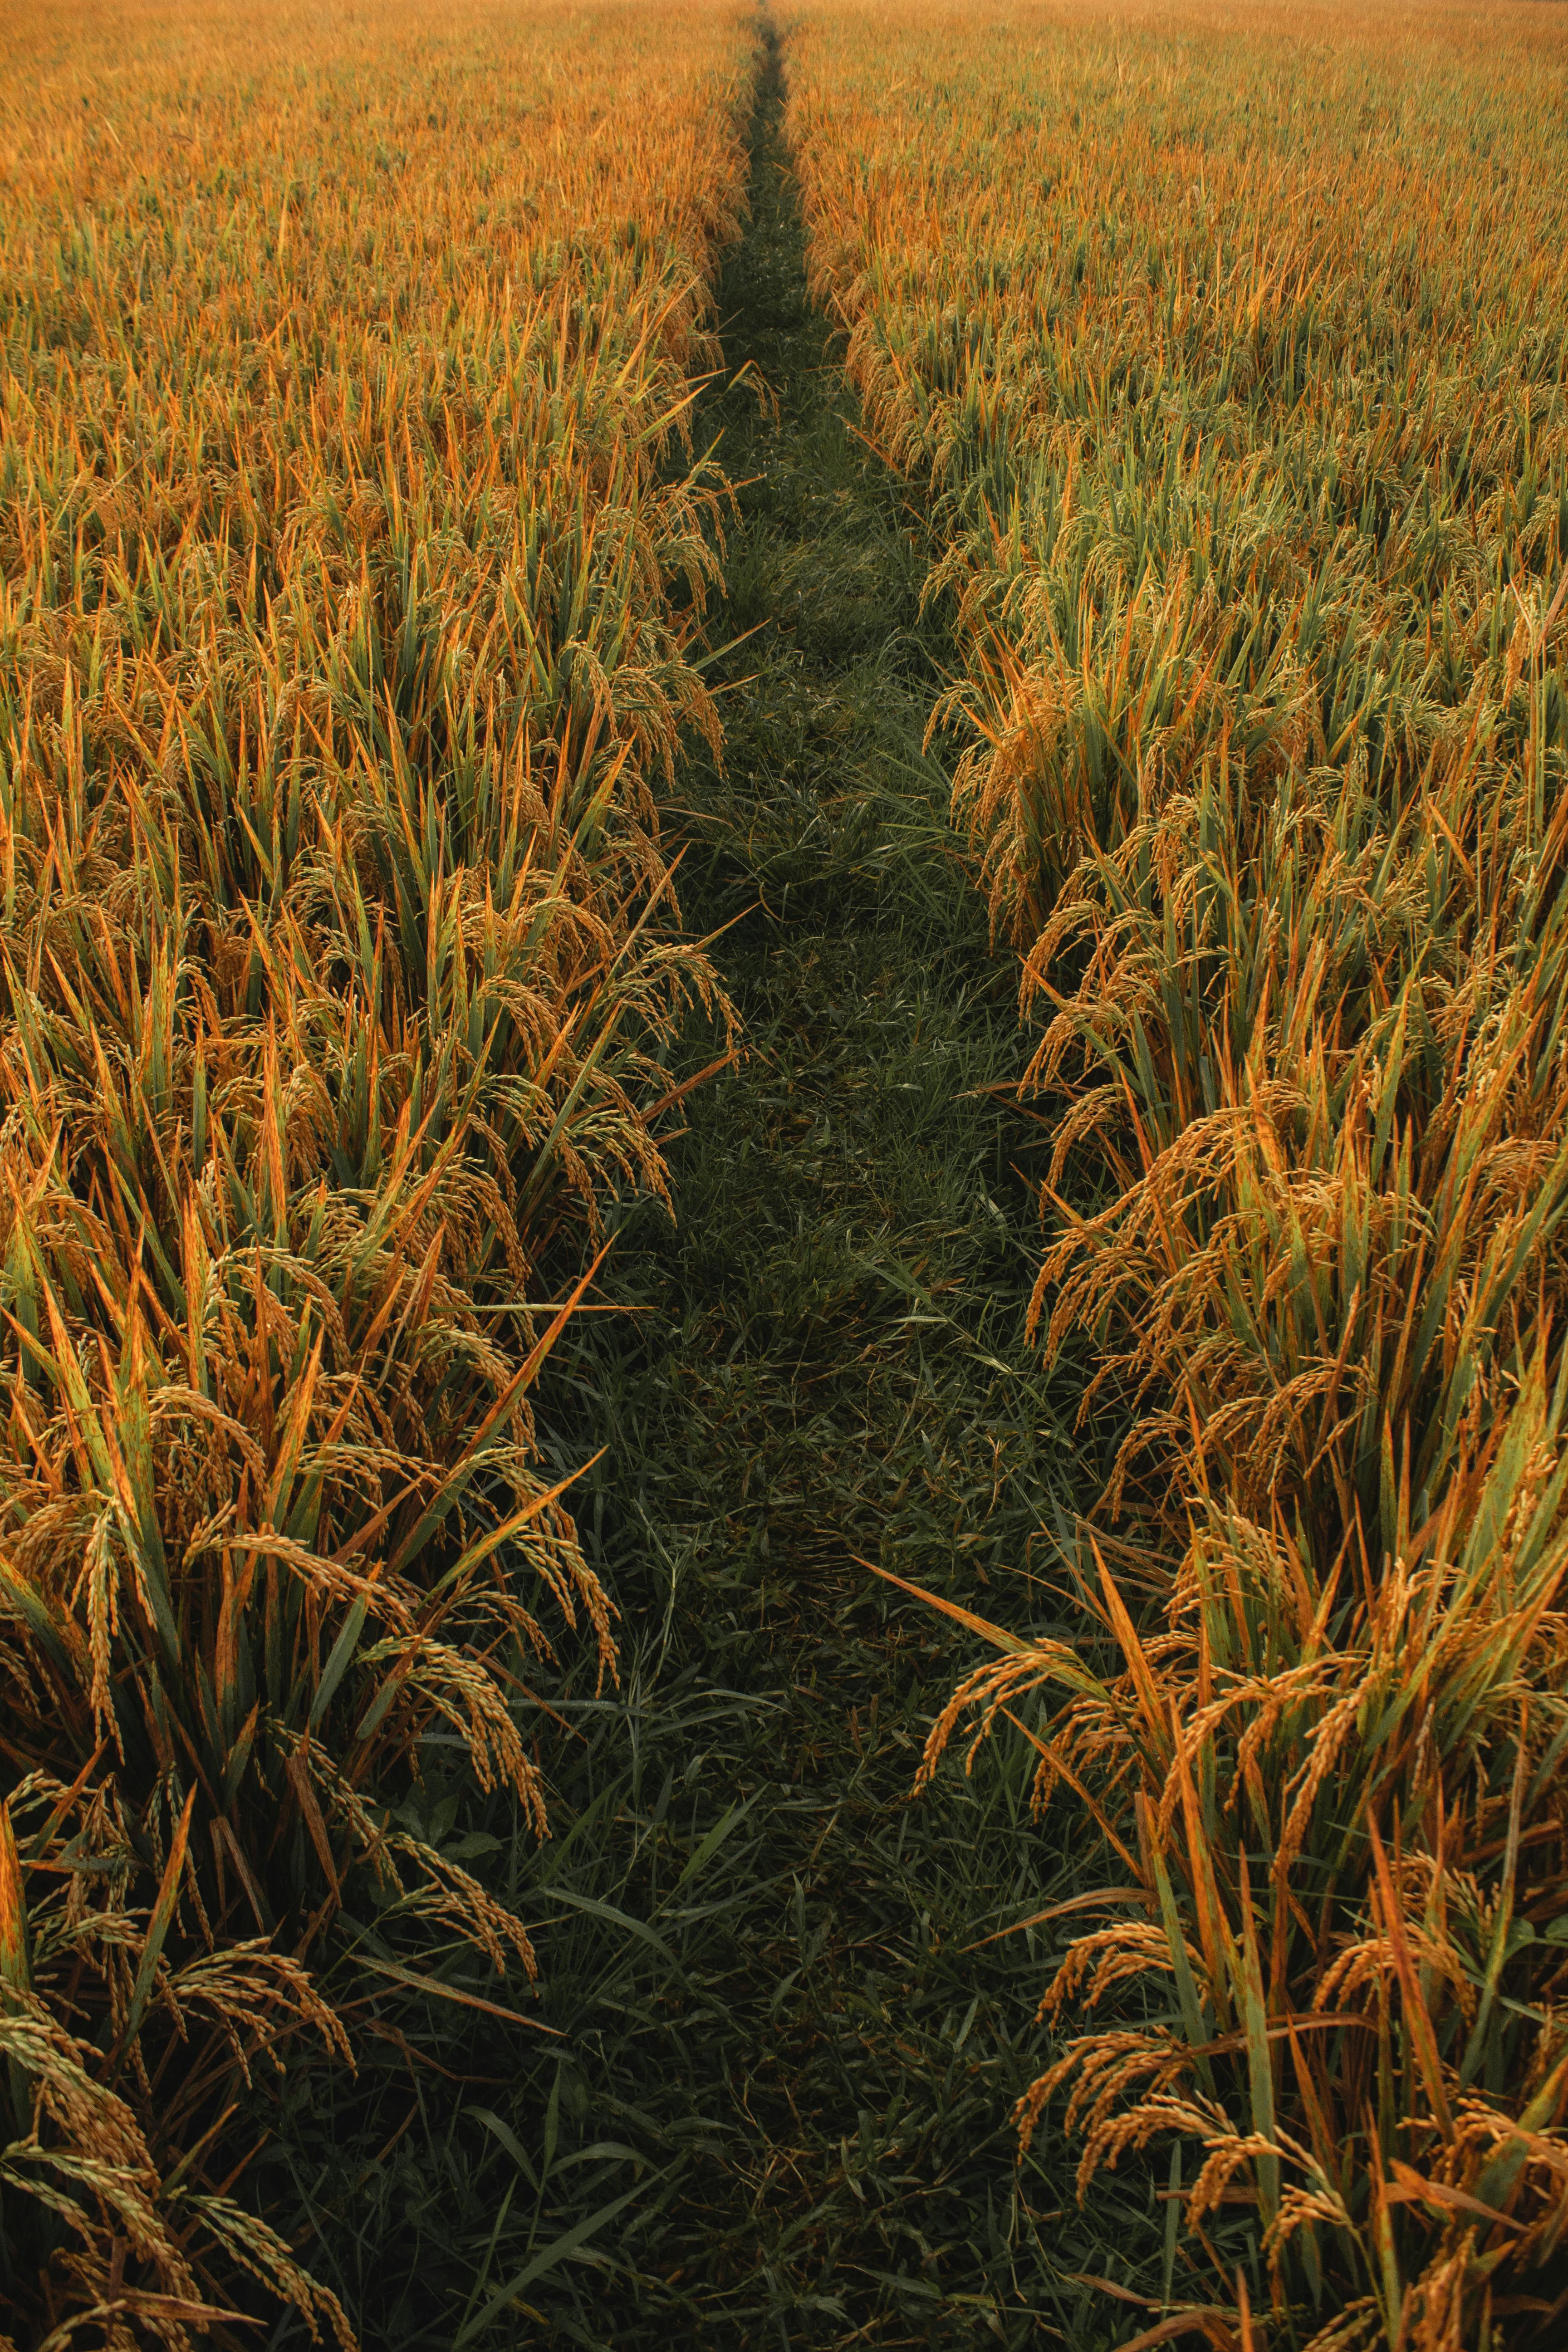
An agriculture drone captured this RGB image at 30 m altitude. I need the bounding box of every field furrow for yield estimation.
[5,4,1568,2346]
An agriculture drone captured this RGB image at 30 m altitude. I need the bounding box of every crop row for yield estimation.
[0,2,749,2339]
[788,3,1568,2345]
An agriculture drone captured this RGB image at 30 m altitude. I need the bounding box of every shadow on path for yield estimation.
[522,28,1164,2347]
[261,29,1169,2350]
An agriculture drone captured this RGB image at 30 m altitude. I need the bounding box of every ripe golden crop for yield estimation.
[789,5,1568,2346]
[0,1,748,2338]
[7,0,1568,2341]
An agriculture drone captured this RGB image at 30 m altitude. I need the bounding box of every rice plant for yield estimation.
[787,2,1568,2341]
[0,0,750,2337]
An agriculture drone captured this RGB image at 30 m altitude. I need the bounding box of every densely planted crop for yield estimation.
[0,0,748,2337]
[9,0,1568,2340]
[789,3,1568,2344]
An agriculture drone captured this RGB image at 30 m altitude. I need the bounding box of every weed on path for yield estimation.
[257,34,1170,2347]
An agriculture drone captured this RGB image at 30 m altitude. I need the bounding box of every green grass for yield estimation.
[250,41,1170,2347]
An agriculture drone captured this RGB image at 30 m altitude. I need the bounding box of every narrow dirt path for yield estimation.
[522,34,1156,2347]
[264,32,1167,2351]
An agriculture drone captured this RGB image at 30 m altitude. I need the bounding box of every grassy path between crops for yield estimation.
[261,32,1165,2350]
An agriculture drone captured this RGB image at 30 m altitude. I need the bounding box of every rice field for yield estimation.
[3,0,1568,2345]
[789,2,1568,2344]
[0,0,747,2336]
